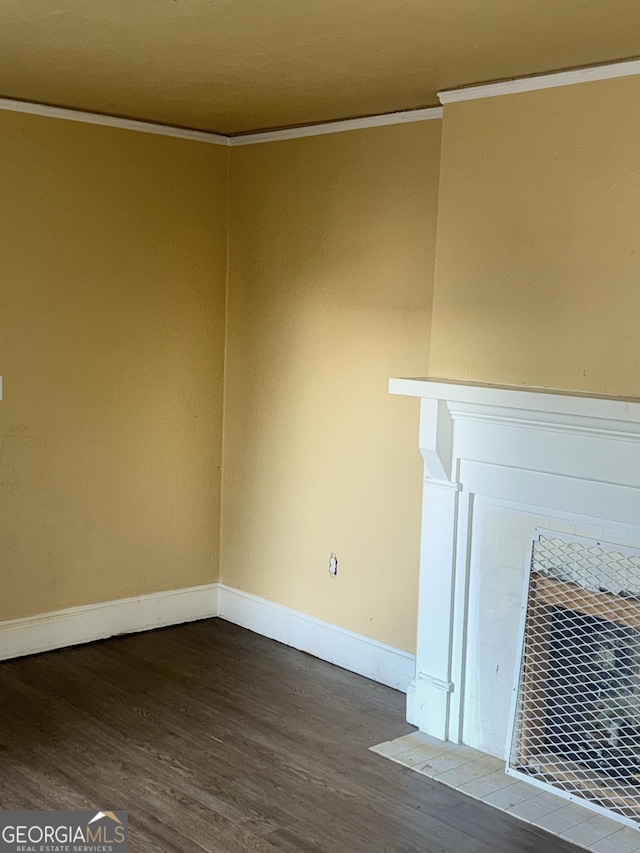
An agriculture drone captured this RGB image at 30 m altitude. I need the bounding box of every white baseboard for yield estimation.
[0,583,219,662]
[0,582,414,694]
[217,583,415,692]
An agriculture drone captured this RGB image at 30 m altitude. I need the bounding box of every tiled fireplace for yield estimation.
[389,378,640,842]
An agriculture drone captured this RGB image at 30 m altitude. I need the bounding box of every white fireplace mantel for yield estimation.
[389,377,640,753]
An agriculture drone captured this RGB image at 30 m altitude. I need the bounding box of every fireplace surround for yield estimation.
[390,378,640,825]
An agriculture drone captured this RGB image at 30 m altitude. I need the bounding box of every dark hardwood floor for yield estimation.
[0,619,582,852]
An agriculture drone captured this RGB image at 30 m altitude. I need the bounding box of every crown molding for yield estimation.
[4,56,640,139]
[0,97,231,145]
[228,107,443,146]
[0,97,442,146]
[438,58,640,104]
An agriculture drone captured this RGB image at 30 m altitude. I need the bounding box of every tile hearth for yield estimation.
[371,732,640,853]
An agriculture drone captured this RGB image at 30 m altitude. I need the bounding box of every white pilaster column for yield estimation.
[406,397,461,740]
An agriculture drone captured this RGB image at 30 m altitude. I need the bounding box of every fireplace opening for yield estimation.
[546,609,640,776]
[508,532,640,826]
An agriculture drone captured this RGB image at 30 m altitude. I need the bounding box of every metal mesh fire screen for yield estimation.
[508,530,640,827]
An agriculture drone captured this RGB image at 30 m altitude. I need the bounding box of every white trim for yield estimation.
[389,378,640,426]
[0,97,230,145]
[0,583,219,661]
[228,107,443,145]
[0,98,442,145]
[438,58,640,104]
[416,671,454,693]
[217,584,415,692]
[0,580,415,693]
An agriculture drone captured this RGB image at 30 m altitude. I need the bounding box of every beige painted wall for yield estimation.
[0,111,228,620]
[221,122,441,652]
[430,76,640,396]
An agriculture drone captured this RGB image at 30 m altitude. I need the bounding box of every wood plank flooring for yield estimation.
[0,619,583,852]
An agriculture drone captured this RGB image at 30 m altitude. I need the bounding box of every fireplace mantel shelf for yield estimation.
[390,376,640,496]
[389,377,640,424]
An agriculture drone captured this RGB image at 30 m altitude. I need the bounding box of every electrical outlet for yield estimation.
[329,553,338,577]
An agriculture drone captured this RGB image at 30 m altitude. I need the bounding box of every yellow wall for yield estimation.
[0,111,228,620]
[8,74,634,650]
[430,76,640,395]
[221,122,441,652]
